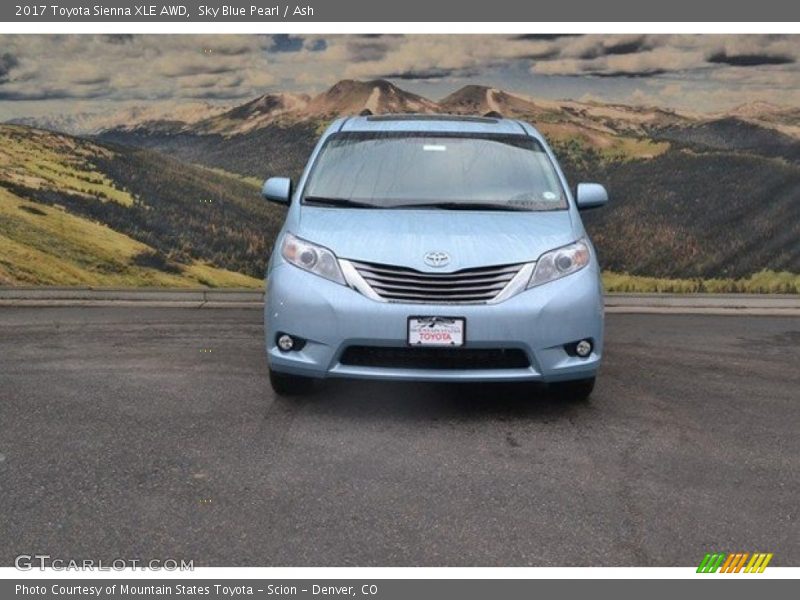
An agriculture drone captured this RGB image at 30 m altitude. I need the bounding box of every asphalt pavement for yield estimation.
[0,306,798,566]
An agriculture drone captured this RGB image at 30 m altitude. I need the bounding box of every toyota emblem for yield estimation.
[423,251,450,268]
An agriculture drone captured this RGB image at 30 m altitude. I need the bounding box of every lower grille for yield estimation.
[339,346,530,370]
[350,260,524,304]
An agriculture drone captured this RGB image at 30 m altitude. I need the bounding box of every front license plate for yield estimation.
[407,317,465,347]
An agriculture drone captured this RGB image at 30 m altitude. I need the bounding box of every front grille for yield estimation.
[350,260,523,303]
[339,346,530,370]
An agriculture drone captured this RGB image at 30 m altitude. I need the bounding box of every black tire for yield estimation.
[550,377,595,401]
[269,369,313,396]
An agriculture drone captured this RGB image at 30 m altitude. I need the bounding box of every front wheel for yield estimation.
[269,369,313,396]
[550,377,595,401]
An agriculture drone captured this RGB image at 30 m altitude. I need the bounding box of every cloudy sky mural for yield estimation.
[1,34,799,120]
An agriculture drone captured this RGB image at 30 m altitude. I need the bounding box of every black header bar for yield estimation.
[2,0,799,23]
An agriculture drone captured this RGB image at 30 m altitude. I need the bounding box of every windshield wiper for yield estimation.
[303,196,380,208]
[392,202,530,211]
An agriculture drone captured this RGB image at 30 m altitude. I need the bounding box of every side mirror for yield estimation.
[576,183,609,210]
[262,177,292,205]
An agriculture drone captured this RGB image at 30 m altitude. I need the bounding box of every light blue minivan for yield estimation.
[262,114,608,400]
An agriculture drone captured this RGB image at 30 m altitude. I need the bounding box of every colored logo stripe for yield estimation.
[697,553,726,573]
[733,553,750,573]
[720,554,736,573]
[697,552,773,573]
[720,553,748,573]
[745,553,773,573]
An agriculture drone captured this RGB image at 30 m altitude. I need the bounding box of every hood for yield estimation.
[294,207,577,272]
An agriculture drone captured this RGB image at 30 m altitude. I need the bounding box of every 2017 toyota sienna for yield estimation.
[262,114,608,400]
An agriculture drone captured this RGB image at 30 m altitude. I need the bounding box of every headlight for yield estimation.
[528,239,591,288]
[281,233,345,285]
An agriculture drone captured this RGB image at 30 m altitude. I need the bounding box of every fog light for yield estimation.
[277,334,295,352]
[575,339,593,357]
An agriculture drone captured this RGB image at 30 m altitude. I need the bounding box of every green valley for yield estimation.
[0,124,281,287]
[4,79,800,291]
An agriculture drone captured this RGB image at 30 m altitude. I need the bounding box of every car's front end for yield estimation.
[267,226,603,385]
[263,115,608,398]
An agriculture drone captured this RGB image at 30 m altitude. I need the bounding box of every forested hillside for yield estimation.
[0,125,284,286]
[5,78,800,287]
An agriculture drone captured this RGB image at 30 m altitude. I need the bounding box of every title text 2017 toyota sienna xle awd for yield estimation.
[262,114,608,400]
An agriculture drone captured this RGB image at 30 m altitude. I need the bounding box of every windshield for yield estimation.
[302,132,567,211]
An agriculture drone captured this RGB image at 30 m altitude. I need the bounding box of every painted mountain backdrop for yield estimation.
[2,79,799,289]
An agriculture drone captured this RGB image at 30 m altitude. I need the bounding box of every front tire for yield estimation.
[269,369,313,396]
[550,377,595,401]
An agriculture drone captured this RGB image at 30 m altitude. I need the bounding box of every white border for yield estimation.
[1,18,798,580]
[2,567,799,579]
[2,22,800,34]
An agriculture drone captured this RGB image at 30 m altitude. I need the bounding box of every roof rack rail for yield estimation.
[365,114,500,124]
[483,110,503,118]
[359,109,373,116]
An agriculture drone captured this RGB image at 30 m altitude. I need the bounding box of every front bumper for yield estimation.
[265,262,603,383]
